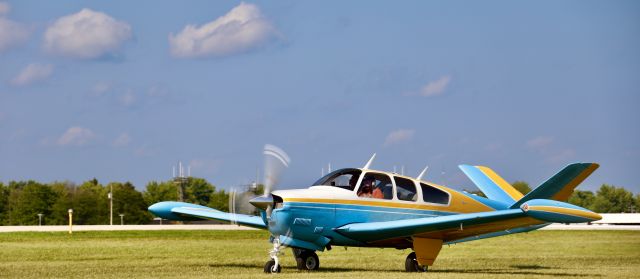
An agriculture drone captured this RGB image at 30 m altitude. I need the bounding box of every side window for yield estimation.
[357,173,392,200]
[395,177,418,202]
[420,183,450,204]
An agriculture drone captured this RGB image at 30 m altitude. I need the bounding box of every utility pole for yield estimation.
[109,184,113,225]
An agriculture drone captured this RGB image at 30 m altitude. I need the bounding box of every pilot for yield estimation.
[372,183,384,199]
[358,177,374,198]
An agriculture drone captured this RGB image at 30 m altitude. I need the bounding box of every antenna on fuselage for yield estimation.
[363,153,376,169]
[416,165,429,180]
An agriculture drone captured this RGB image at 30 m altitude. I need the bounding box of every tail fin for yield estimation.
[459,165,524,204]
[510,163,599,208]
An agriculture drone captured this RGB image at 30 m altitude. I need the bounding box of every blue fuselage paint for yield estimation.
[268,201,457,248]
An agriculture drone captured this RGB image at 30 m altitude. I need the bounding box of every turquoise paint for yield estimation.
[459,165,516,204]
[511,163,597,208]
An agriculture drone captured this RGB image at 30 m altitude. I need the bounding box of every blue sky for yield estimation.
[0,1,638,193]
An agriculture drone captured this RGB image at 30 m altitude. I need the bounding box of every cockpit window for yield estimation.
[358,172,393,199]
[312,168,361,191]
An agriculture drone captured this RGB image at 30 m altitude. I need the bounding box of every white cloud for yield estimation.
[113,133,131,147]
[57,126,95,146]
[43,8,132,59]
[419,76,451,97]
[0,2,10,15]
[526,136,554,150]
[91,81,112,96]
[169,2,279,58]
[11,63,54,86]
[0,17,29,52]
[119,89,136,107]
[133,145,155,157]
[384,129,415,146]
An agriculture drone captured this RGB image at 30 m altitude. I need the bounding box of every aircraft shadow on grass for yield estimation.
[206,262,601,277]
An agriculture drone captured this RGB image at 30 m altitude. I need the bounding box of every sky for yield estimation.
[0,1,638,193]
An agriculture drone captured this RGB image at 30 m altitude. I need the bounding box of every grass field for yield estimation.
[0,230,639,278]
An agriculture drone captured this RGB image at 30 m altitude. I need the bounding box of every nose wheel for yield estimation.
[405,252,428,272]
[293,248,320,271]
[263,260,281,273]
[264,237,283,273]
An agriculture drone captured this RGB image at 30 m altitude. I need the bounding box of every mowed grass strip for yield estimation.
[0,230,638,278]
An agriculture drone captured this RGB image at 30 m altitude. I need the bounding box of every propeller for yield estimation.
[229,144,291,223]
[262,144,291,196]
[228,185,259,224]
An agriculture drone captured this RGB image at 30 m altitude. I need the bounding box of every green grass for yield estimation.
[0,230,639,278]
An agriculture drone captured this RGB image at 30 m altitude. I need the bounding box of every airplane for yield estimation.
[148,144,601,273]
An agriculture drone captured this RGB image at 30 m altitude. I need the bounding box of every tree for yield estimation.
[143,181,178,206]
[512,181,531,194]
[591,184,635,213]
[5,181,57,225]
[568,190,596,210]
[110,182,151,224]
[49,181,75,225]
[184,177,215,206]
[208,189,229,212]
[72,179,108,225]
[0,182,8,224]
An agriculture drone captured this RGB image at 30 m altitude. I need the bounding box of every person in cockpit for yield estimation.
[358,177,374,198]
[372,182,384,199]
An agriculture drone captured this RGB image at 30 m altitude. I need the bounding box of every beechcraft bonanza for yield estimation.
[149,144,601,273]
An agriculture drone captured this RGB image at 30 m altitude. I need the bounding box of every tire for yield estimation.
[405,252,428,272]
[294,250,320,271]
[304,252,320,270]
[263,260,281,273]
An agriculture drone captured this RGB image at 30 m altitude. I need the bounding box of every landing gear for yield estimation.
[405,252,428,272]
[264,237,283,273]
[264,260,281,273]
[293,248,320,271]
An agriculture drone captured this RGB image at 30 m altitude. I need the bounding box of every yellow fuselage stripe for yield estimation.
[283,197,493,214]
[528,205,601,220]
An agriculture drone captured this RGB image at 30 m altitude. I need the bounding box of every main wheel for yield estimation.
[263,260,281,273]
[295,250,320,271]
[405,252,428,272]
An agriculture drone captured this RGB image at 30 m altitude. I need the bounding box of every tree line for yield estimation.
[0,178,638,226]
[468,181,640,213]
[0,177,233,225]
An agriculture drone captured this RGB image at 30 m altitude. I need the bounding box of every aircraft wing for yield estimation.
[334,209,544,243]
[148,201,267,229]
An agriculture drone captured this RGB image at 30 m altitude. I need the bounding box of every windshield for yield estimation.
[312,168,362,191]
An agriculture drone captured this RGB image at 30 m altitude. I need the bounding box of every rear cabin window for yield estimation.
[395,177,418,202]
[420,183,449,204]
[313,169,361,191]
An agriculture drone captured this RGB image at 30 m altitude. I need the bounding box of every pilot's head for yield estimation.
[361,177,374,193]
